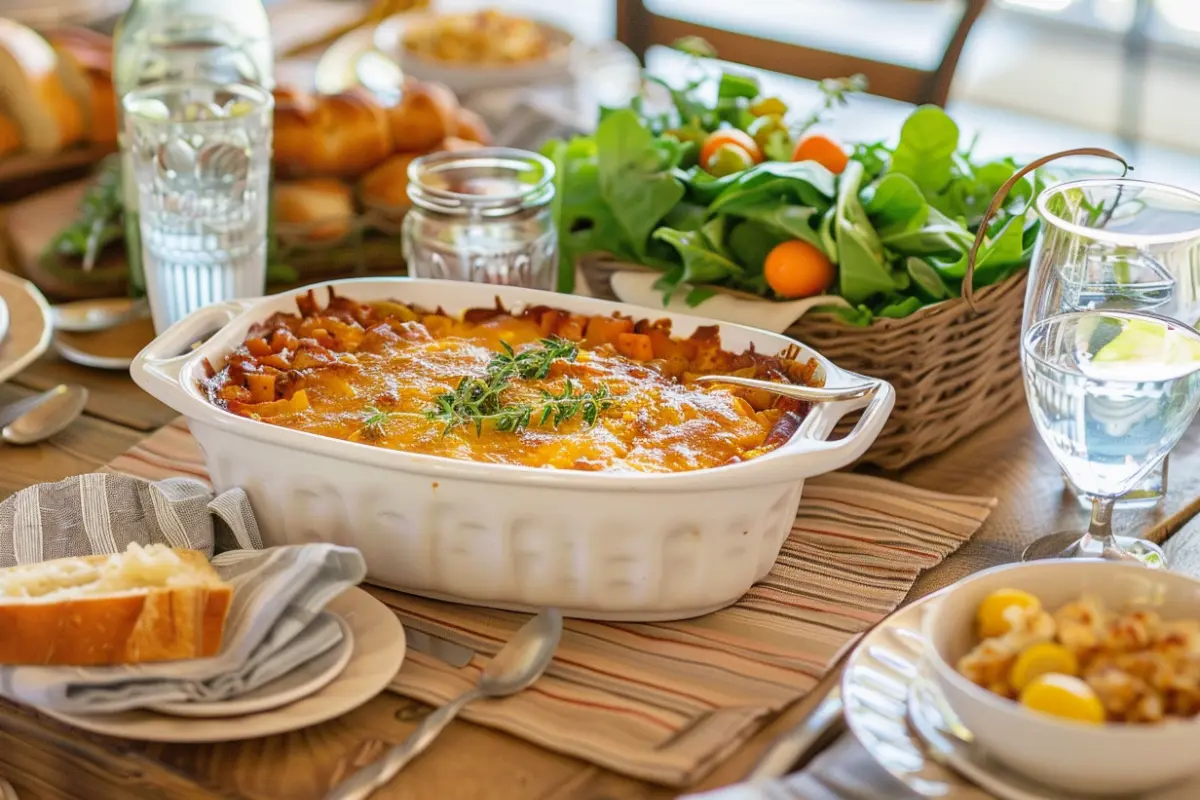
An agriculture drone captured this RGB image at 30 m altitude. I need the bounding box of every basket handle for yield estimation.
[962,147,1132,313]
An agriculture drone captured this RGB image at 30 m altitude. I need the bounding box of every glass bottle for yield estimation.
[113,0,273,296]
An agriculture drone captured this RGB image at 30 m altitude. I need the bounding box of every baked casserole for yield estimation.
[201,288,823,473]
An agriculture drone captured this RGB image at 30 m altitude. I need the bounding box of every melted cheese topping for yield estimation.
[206,295,818,473]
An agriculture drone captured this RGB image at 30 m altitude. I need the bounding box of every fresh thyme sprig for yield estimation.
[426,338,616,436]
[360,406,396,439]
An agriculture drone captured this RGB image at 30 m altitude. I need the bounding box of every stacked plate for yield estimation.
[40,587,407,743]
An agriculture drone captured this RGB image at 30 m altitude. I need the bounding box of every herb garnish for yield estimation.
[360,406,396,439]
[426,338,616,436]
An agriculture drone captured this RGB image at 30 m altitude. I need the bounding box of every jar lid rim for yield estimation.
[406,147,556,215]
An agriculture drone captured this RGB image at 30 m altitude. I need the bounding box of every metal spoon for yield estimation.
[326,609,564,800]
[692,374,879,403]
[51,298,150,333]
[1,385,88,445]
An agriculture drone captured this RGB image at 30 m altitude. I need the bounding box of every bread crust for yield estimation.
[0,20,84,155]
[0,550,231,666]
[274,88,393,179]
[274,178,356,240]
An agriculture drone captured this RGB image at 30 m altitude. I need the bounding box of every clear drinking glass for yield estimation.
[1022,178,1200,566]
[402,148,558,290]
[123,81,273,333]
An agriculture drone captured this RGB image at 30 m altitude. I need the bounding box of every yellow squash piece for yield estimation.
[1009,642,1079,691]
[1019,674,1106,725]
[976,588,1042,639]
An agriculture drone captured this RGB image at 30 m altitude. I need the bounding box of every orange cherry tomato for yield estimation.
[791,133,849,174]
[704,142,755,177]
[699,128,763,167]
[764,240,836,298]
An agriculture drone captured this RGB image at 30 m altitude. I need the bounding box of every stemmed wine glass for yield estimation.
[1018,176,1200,567]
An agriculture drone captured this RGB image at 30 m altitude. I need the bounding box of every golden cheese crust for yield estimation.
[202,289,822,473]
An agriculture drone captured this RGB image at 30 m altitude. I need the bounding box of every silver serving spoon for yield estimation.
[1,385,88,446]
[51,298,150,333]
[692,374,879,403]
[326,609,564,800]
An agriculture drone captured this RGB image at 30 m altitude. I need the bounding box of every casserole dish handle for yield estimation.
[798,378,896,473]
[130,299,256,413]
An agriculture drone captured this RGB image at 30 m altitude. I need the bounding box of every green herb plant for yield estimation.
[426,338,616,436]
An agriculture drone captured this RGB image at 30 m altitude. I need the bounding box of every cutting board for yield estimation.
[3,179,128,301]
[0,143,115,203]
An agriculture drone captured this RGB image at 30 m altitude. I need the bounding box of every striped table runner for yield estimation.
[106,420,995,787]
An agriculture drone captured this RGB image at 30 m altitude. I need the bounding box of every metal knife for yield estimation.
[405,628,475,669]
[747,685,846,782]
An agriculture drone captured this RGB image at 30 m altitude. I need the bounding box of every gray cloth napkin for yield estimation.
[0,474,367,715]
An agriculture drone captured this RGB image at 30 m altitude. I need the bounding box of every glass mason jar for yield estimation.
[402,148,558,290]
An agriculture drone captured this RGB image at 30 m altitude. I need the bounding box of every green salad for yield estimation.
[542,61,1044,325]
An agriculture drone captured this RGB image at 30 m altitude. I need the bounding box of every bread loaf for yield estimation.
[0,544,232,666]
[0,112,20,157]
[46,28,117,147]
[274,178,356,241]
[274,88,393,179]
[360,153,417,210]
[0,19,83,155]
[452,107,492,146]
[389,80,458,153]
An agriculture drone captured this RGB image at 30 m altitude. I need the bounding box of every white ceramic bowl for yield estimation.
[131,278,893,620]
[924,560,1200,796]
[373,12,573,94]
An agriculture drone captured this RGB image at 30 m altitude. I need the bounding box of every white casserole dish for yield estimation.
[131,278,894,621]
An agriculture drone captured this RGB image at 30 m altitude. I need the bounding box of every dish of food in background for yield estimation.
[53,314,156,371]
[203,288,823,473]
[39,586,406,742]
[0,271,51,384]
[924,561,1200,796]
[374,10,573,94]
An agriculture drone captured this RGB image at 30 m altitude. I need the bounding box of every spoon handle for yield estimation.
[325,687,483,800]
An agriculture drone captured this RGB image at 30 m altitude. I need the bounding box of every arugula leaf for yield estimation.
[652,228,743,286]
[724,204,825,253]
[595,110,687,261]
[880,207,975,256]
[727,220,789,281]
[862,172,928,235]
[890,105,959,196]
[718,71,760,100]
[686,286,718,306]
[876,296,924,318]
[663,201,708,232]
[686,161,836,209]
[933,210,1029,287]
[542,137,623,292]
[835,160,894,304]
[700,217,732,257]
[906,256,951,300]
[821,304,875,326]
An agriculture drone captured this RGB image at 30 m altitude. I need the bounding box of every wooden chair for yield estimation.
[615,0,989,107]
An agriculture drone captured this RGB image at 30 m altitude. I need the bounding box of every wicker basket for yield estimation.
[578,253,1027,470]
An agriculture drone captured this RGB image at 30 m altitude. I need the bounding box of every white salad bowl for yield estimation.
[924,560,1200,796]
[131,278,894,620]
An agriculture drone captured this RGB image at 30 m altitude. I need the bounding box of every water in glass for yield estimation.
[124,82,272,332]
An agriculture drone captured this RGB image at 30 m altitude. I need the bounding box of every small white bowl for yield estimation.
[924,560,1200,797]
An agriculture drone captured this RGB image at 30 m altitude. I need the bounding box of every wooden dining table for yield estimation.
[4,28,1200,799]
[3,264,1200,800]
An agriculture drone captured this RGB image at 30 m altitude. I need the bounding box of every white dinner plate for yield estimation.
[0,273,52,384]
[146,615,354,718]
[844,595,1200,799]
[41,587,405,742]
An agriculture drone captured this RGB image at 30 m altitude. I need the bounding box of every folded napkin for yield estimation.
[0,474,367,715]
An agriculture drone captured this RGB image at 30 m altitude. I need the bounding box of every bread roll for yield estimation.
[0,19,83,155]
[46,28,116,147]
[0,544,231,666]
[452,107,492,145]
[274,88,393,179]
[360,153,417,211]
[0,111,21,157]
[274,178,356,241]
[389,80,458,153]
